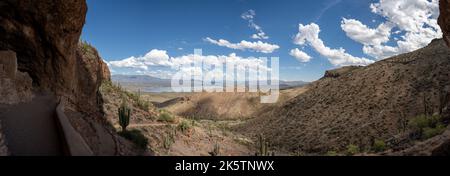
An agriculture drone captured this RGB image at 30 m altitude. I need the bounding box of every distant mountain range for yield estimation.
[112,75,309,92]
[112,75,172,87]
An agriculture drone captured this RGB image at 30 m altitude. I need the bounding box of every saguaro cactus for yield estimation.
[209,143,221,156]
[118,102,131,132]
[257,134,274,156]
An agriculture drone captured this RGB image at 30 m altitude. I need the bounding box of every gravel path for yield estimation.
[0,93,63,156]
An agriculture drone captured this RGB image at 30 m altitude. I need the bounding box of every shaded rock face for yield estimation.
[440,0,450,47]
[0,0,107,114]
[73,42,111,114]
[0,1,134,156]
[0,51,33,104]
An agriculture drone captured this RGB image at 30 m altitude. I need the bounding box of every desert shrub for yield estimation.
[178,121,191,133]
[163,128,176,149]
[136,100,150,111]
[409,115,430,130]
[158,112,176,123]
[422,124,447,139]
[372,139,386,152]
[346,144,360,156]
[326,151,339,156]
[409,114,447,140]
[118,129,148,149]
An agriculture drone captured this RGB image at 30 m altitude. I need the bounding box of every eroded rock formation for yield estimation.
[0,0,108,114]
[0,0,138,155]
[440,0,450,47]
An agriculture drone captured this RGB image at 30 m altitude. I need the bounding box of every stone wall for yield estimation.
[0,50,33,104]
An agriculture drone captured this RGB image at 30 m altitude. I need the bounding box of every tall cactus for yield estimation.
[256,134,274,156]
[118,101,131,132]
[138,89,141,101]
[209,143,221,156]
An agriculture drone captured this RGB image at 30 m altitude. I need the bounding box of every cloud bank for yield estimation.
[108,49,271,79]
[294,23,375,66]
[341,0,441,59]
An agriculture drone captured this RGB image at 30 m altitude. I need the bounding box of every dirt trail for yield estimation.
[0,93,64,156]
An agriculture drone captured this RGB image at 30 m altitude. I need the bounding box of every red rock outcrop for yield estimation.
[440,0,450,47]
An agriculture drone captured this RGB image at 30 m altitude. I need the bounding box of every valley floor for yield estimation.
[101,81,308,156]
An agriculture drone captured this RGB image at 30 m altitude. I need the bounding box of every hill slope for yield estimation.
[239,39,450,154]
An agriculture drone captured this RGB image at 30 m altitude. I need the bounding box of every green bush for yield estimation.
[346,144,360,156]
[422,124,446,139]
[178,121,191,133]
[118,129,148,149]
[409,115,430,130]
[158,112,176,123]
[372,139,386,152]
[137,100,150,111]
[409,114,447,140]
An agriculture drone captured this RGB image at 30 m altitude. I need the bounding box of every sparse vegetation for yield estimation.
[118,129,148,149]
[178,120,191,133]
[163,127,176,150]
[100,81,151,112]
[326,151,339,156]
[372,139,387,152]
[422,124,447,139]
[79,40,96,58]
[124,89,150,111]
[159,111,176,123]
[409,114,447,140]
[346,144,360,156]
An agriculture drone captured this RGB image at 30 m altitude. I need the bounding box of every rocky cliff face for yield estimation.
[0,0,139,155]
[0,0,108,114]
[440,0,450,47]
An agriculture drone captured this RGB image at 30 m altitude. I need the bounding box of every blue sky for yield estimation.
[81,0,441,82]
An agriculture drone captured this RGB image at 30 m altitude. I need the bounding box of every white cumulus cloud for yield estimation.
[205,37,280,53]
[341,0,442,59]
[108,49,172,70]
[294,23,375,66]
[107,49,272,79]
[289,48,312,62]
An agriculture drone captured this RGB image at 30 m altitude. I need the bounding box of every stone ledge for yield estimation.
[56,103,94,156]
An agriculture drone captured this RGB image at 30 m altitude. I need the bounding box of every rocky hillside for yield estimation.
[240,39,450,155]
[440,0,450,47]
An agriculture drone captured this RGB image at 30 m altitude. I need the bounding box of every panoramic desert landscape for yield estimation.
[0,0,450,156]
